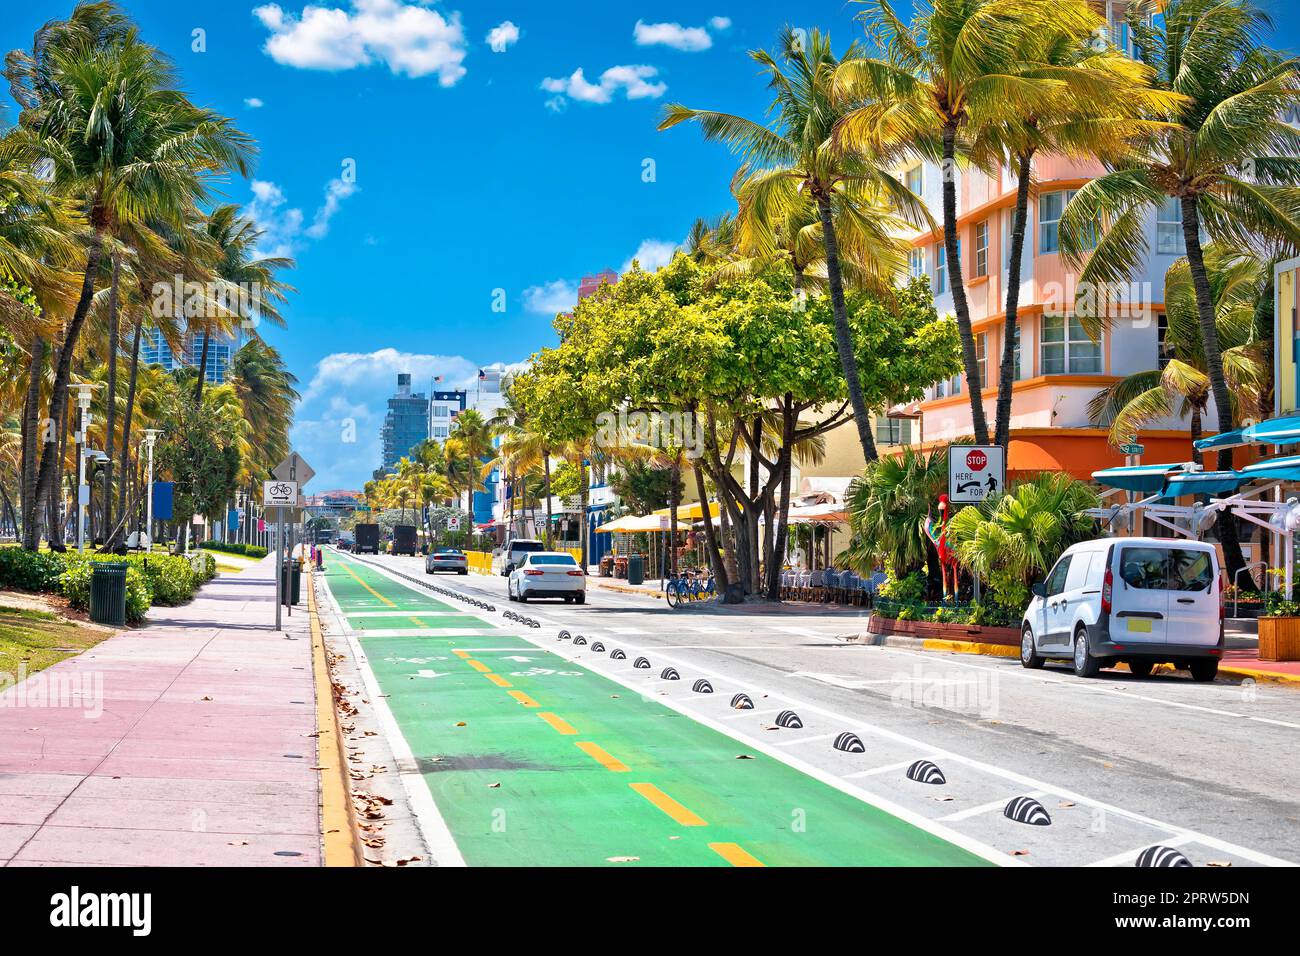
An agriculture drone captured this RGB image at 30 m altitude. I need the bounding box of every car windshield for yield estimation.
[528,555,577,565]
[436,549,462,555]
[512,541,545,553]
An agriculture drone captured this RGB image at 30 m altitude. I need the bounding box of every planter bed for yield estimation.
[867,613,1020,646]
[1259,616,1300,662]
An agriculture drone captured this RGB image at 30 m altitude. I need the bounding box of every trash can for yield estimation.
[627,554,645,586]
[281,560,301,605]
[90,562,128,627]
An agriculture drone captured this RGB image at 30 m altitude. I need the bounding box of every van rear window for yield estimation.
[1169,550,1213,590]
[1119,548,1213,591]
[511,541,545,553]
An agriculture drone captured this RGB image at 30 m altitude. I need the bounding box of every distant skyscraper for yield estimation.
[140,327,241,383]
[378,374,430,474]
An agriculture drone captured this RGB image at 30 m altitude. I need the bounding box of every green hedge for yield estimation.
[200,540,268,559]
[0,547,216,624]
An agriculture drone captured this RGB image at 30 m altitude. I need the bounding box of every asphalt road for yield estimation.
[328,552,1300,866]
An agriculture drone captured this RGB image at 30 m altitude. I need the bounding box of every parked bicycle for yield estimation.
[665,568,715,608]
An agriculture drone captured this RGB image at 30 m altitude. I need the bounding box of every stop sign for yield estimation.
[966,449,988,471]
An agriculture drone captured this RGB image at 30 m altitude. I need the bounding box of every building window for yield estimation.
[974,221,989,277]
[1157,196,1185,255]
[976,333,988,387]
[1041,314,1103,374]
[909,247,925,280]
[1157,312,1176,369]
[936,244,947,294]
[1013,324,1023,380]
[432,405,449,418]
[905,165,923,197]
[876,416,912,446]
[1039,190,1081,254]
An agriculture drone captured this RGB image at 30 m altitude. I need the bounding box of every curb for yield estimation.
[854,631,1300,684]
[308,568,364,867]
[591,580,665,599]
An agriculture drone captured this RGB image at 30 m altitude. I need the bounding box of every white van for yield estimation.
[493,538,546,576]
[1021,537,1223,681]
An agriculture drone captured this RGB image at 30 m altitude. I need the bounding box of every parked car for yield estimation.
[494,538,546,576]
[426,548,468,575]
[1021,536,1222,681]
[508,552,587,603]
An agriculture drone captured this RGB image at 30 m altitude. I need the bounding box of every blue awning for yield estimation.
[1238,454,1300,483]
[1195,414,1300,451]
[1092,463,1186,493]
[1160,470,1245,499]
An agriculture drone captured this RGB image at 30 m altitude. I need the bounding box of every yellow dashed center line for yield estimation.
[409,617,426,627]
[485,673,512,688]
[537,712,577,735]
[338,561,395,607]
[576,741,630,772]
[466,660,491,673]
[508,691,540,708]
[452,650,470,659]
[630,783,707,826]
[709,842,765,867]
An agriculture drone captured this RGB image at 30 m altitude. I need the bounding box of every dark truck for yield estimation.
[392,524,419,556]
[354,523,380,554]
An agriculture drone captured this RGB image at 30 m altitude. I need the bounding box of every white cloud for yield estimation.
[292,348,516,488]
[621,238,679,273]
[486,20,519,53]
[540,64,666,106]
[709,16,732,31]
[633,19,712,52]
[247,174,358,258]
[523,279,579,314]
[244,96,265,108]
[252,0,468,85]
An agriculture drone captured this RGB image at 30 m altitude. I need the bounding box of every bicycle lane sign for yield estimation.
[263,479,298,508]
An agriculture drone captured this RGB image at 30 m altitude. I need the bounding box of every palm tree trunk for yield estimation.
[20,333,44,549]
[669,452,680,581]
[693,460,730,595]
[1181,195,1251,588]
[1190,404,1204,469]
[103,255,122,539]
[766,395,795,600]
[994,151,1034,447]
[32,236,104,544]
[543,454,553,548]
[116,314,144,538]
[579,456,590,571]
[941,123,989,444]
[814,192,880,462]
[194,327,211,401]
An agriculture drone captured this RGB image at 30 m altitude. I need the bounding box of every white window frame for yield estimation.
[1157,196,1185,255]
[909,247,925,280]
[1039,190,1074,254]
[1041,313,1103,375]
[936,244,947,294]
[974,221,989,277]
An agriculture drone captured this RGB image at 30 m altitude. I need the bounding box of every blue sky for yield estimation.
[2,1,1296,489]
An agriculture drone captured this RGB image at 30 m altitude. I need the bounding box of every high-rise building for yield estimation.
[140,328,241,383]
[428,388,467,443]
[377,374,430,475]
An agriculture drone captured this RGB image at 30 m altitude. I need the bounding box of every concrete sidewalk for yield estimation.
[0,556,322,866]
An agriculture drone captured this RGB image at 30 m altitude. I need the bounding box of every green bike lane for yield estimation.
[324,554,991,867]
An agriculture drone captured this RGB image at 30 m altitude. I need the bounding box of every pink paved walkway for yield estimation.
[0,557,321,866]
[1222,648,1300,681]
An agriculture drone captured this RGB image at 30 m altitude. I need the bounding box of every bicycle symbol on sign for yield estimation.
[269,482,292,498]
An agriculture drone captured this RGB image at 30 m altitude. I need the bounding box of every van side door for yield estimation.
[1042,555,1074,644]
[1114,546,1170,644]
[1167,548,1219,646]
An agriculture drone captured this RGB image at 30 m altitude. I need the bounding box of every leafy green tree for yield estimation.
[155,394,241,547]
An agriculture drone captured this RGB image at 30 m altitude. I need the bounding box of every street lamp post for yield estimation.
[69,384,95,552]
[142,429,161,550]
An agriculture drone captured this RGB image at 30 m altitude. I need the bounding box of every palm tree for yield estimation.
[1088,245,1268,465]
[446,409,492,514]
[843,444,948,581]
[1059,0,1300,581]
[834,0,1100,444]
[659,27,932,461]
[12,16,253,546]
[192,204,294,401]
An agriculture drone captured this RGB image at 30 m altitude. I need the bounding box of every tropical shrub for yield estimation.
[842,446,949,577]
[878,569,927,603]
[137,555,199,606]
[201,540,268,559]
[0,547,66,591]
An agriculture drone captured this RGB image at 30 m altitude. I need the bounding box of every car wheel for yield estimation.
[519,594,528,603]
[575,592,585,605]
[1072,625,1101,678]
[1189,659,1219,683]
[459,569,467,575]
[1020,624,1044,669]
[1128,659,1155,679]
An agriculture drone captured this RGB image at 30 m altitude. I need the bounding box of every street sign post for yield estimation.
[1119,443,1145,457]
[948,444,1006,504]
[447,516,460,531]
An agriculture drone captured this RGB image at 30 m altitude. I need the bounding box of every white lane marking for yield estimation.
[774,733,837,748]
[1086,833,1196,868]
[846,758,935,780]
[686,625,730,634]
[866,644,1300,731]
[355,628,506,638]
[345,610,475,618]
[940,791,1047,822]
[355,555,1300,868]
[351,556,1017,867]
[318,569,466,868]
[608,627,650,635]
[720,707,785,721]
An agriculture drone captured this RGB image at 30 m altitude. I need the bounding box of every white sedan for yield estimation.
[508,552,587,604]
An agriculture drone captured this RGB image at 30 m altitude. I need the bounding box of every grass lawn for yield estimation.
[0,605,116,682]
[200,549,251,574]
